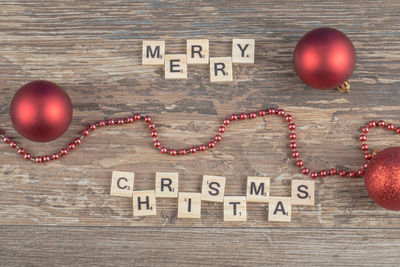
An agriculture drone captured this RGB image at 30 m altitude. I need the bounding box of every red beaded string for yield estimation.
[0,107,392,179]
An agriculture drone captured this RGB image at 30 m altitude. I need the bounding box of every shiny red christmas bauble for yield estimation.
[364,147,400,211]
[293,27,356,90]
[10,80,73,142]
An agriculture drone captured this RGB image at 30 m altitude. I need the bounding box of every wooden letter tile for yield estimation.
[142,40,165,65]
[132,190,157,216]
[246,176,270,202]
[201,175,226,202]
[224,196,247,222]
[186,39,209,64]
[268,197,291,222]
[110,171,135,197]
[178,192,202,219]
[165,54,187,79]
[209,57,233,82]
[232,39,255,63]
[155,172,179,198]
[291,179,315,206]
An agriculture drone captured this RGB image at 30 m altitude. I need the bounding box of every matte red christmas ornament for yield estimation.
[293,27,356,92]
[364,147,400,211]
[10,80,73,142]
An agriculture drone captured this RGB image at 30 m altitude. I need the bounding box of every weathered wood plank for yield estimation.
[0,0,400,227]
[0,0,400,264]
[1,227,399,266]
[0,108,399,227]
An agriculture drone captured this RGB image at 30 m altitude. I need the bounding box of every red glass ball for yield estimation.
[10,80,73,142]
[294,27,356,90]
[364,147,400,210]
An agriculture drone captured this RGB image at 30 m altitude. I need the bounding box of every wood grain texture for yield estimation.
[1,227,400,266]
[1,0,400,265]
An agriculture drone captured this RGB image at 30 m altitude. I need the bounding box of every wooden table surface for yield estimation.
[1,0,400,265]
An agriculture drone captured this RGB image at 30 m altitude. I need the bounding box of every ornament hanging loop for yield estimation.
[372,148,382,158]
[337,81,351,93]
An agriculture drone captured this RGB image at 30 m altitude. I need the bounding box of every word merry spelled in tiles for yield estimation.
[142,39,255,82]
[110,171,315,222]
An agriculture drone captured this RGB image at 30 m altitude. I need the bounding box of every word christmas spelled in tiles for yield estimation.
[142,39,255,81]
[110,171,315,222]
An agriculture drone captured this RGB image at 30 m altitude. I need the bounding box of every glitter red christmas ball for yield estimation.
[364,147,400,211]
[293,27,356,90]
[10,80,73,142]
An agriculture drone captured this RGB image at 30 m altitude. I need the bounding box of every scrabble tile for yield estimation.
[110,171,135,197]
[155,172,179,198]
[165,54,187,79]
[142,40,165,65]
[209,57,233,82]
[232,39,255,63]
[201,175,226,202]
[224,196,247,222]
[132,190,157,216]
[291,179,315,206]
[178,192,202,219]
[246,176,270,202]
[186,39,209,64]
[268,197,291,222]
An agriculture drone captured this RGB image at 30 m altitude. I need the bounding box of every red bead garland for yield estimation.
[1,107,392,180]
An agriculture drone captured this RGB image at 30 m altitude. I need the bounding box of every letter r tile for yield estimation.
[187,39,209,64]
[155,172,179,198]
[209,57,233,82]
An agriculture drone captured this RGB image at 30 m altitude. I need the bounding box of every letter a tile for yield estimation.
[268,197,291,222]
